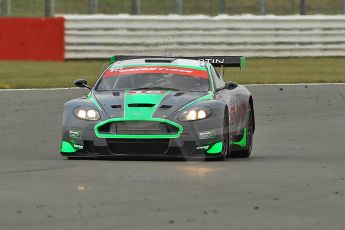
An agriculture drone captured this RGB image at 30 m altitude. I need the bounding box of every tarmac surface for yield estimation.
[0,85,344,230]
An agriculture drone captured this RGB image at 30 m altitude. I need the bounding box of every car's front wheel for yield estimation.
[229,104,254,158]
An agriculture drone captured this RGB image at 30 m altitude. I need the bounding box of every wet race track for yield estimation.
[0,85,344,230]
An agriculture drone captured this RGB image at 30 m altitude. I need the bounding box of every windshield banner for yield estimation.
[102,66,209,79]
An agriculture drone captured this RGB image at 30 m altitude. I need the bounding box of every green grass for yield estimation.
[225,57,345,84]
[0,60,108,89]
[2,0,344,17]
[0,58,344,89]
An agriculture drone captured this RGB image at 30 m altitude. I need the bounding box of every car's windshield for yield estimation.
[96,65,210,92]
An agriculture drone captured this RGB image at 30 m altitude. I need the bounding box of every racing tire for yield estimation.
[229,104,254,158]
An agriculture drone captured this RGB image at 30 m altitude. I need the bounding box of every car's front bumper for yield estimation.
[60,118,225,159]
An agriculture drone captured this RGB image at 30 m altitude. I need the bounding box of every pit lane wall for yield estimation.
[0,17,64,61]
[65,15,345,59]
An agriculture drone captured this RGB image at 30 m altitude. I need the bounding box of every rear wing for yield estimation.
[109,55,246,70]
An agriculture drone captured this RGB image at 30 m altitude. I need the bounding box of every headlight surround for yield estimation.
[73,107,100,121]
[178,107,212,121]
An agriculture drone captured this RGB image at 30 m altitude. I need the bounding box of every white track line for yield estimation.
[245,83,345,86]
[0,83,345,91]
[0,87,79,91]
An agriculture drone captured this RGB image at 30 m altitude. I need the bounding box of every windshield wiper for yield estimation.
[131,86,180,91]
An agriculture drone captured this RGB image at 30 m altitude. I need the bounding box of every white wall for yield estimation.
[64,15,345,59]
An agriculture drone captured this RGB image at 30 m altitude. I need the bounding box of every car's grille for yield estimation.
[107,139,170,155]
[117,121,160,134]
[97,121,179,135]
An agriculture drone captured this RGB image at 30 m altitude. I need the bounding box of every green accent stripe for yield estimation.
[231,128,247,148]
[87,92,103,111]
[94,118,183,139]
[206,62,215,91]
[94,91,183,139]
[124,90,170,120]
[207,142,223,154]
[109,55,117,64]
[178,91,214,112]
[60,141,77,153]
[110,63,207,71]
[240,56,246,70]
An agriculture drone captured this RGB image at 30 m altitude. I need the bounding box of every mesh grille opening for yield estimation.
[107,139,169,155]
[97,121,179,135]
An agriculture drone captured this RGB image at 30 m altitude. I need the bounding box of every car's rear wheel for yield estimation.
[229,105,254,158]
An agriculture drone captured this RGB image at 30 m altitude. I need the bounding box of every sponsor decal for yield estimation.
[69,130,81,139]
[196,145,210,150]
[229,96,236,125]
[198,130,216,140]
[109,67,193,74]
[199,58,225,64]
[127,90,165,95]
[73,144,83,150]
[103,66,209,79]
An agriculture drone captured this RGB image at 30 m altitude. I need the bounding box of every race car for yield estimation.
[60,55,255,160]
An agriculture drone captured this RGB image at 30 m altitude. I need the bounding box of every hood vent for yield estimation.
[159,105,173,109]
[128,103,155,107]
[174,92,184,97]
[111,104,121,109]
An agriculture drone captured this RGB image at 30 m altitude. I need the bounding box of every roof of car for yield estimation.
[111,58,207,69]
[103,58,210,79]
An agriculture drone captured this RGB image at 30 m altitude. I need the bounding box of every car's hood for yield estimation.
[92,90,210,119]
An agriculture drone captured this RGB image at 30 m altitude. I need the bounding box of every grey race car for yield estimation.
[60,55,255,160]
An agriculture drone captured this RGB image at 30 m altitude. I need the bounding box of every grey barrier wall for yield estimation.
[64,15,345,59]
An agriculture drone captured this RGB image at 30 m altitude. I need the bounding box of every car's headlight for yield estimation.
[73,107,100,121]
[178,107,212,121]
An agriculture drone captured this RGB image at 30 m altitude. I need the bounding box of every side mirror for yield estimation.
[74,79,91,89]
[216,81,238,92]
[224,81,238,90]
